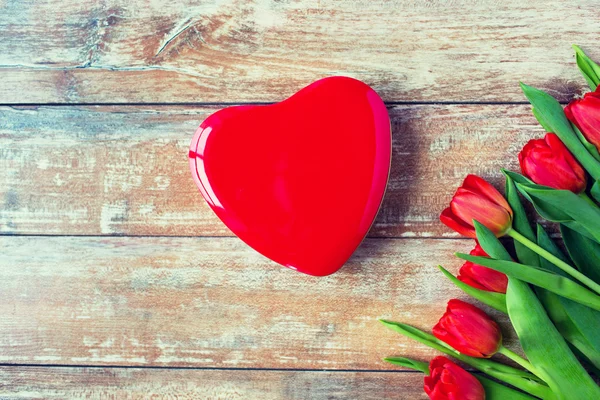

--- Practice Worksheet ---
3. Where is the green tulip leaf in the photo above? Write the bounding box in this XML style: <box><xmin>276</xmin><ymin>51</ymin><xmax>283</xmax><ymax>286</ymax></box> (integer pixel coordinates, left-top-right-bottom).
<box><xmin>384</xmin><ymin>357</ymin><xmax>429</xmax><ymax>373</ymax></box>
<box><xmin>456</xmin><ymin>252</ymin><xmax>600</xmax><ymax>311</ymax></box>
<box><xmin>513</xmin><ymin>179</ymin><xmax>600</xmax><ymax>242</ymax></box>
<box><xmin>532</xmin><ymin>107</ymin><xmax>554</xmax><ymax>132</ymax></box>
<box><xmin>504</xmin><ymin>170</ymin><xmax>596</xmax><ymax>241</ymax></box>
<box><xmin>504</xmin><ymin>173</ymin><xmax>540</xmax><ymax>267</ymax></box>
<box><xmin>503</xmin><ymin>171</ymin><xmax>577</xmax><ymax>227</ymax></box>
<box><xmin>456</xmin><ymin>252</ymin><xmax>600</xmax><ymax>312</ymax></box>
<box><xmin>573</xmin><ymin>124</ymin><xmax>600</xmax><ymax>162</ymax></box>
<box><xmin>561</xmin><ymin>224</ymin><xmax>600</xmax><ymax>285</ymax></box>
<box><xmin>379</xmin><ymin>320</ymin><xmax>550</xmax><ymax>397</ymax></box>
<box><xmin>537</xmin><ymin>225</ymin><xmax>600</xmax><ymax>372</ymax></box>
<box><xmin>520</xmin><ymin>82</ymin><xmax>600</xmax><ymax>180</ymax></box>
<box><xmin>504</xmin><ymin>279</ymin><xmax>600</xmax><ymax>400</ymax></box>
<box><xmin>384</xmin><ymin>356</ymin><xmax>538</xmax><ymax>400</ymax></box>
<box><xmin>591</xmin><ymin>179</ymin><xmax>600</xmax><ymax>203</ymax></box>
<box><xmin>570</xmin><ymin>344</ymin><xmax>600</xmax><ymax>377</ymax></box>
<box><xmin>506</xmin><ymin>174</ymin><xmax>600</xmax><ymax>370</ymax></box>
<box><xmin>438</xmin><ymin>266</ymin><xmax>507</xmax><ymax>313</ymax></box>
<box><xmin>573</xmin><ymin>44</ymin><xmax>600</xmax><ymax>91</ymax></box>
<box><xmin>478</xmin><ymin>376</ymin><xmax>539</xmax><ymax>400</ymax></box>
<box><xmin>474</xmin><ymin>223</ymin><xmax>600</xmax><ymax>400</ymax></box>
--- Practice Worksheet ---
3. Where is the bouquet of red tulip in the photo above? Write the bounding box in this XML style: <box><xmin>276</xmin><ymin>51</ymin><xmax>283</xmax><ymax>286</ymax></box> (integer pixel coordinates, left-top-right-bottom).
<box><xmin>381</xmin><ymin>45</ymin><xmax>600</xmax><ymax>400</ymax></box>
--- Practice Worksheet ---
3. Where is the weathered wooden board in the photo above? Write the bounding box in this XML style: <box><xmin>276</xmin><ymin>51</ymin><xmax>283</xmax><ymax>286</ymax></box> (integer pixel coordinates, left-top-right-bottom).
<box><xmin>0</xmin><ymin>104</ymin><xmax>546</xmax><ymax>237</ymax></box>
<box><xmin>0</xmin><ymin>0</ymin><xmax>598</xmax><ymax>103</ymax></box>
<box><xmin>0</xmin><ymin>367</ymin><xmax>427</xmax><ymax>400</ymax></box>
<box><xmin>0</xmin><ymin>236</ymin><xmax>519</xmax><ymax>369</ymax></box>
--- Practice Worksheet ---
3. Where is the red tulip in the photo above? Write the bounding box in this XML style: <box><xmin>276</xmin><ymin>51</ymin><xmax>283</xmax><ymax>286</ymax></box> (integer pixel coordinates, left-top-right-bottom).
<box><xmin>565</xmin><ymin>90</ymin><xmax>600</xmax><ymax>153</ymax></box>
<box><xmin>458</xmin><ymin>243</ymin><xmax>508</xmax><ymax>294</ymax></box>
<box><xmin>424</xmin><ymin>356</ymin><xmax>485</xmax><ymax>400</ymax></box>
<box><xmin>433</xmin><ymin>299</ymin><xmax>502</xmax><ymax>358</ymax></box>
<box><xmin>440</xmin><ymin>175</ymin><xmax>513</xmax><ymax>239</ymax></box>
<box><xmin>519</xmin><ymin>133</ymin><xmax>587</xmax><ymax>193</ymax></box>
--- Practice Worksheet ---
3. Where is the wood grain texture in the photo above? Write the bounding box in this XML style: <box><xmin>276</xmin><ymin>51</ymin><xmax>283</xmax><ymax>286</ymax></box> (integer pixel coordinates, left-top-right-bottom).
<box><xmin>1</xmin><ymin>0</ymin><xmax>581</xmax><ymax>396</ymax></box>
<box><xmin>0</xmin><ymin>0</ymin><xmax>598</xmax><ymax>103</ymax></box>
<box><xmin>0</xmin><ymin>236</ymin><xmax>520</xmax><ymax>369</ymax></box>
<box><xmin>0</xmin><ymin>104</ymin><xmax>546</xmax><ymax>237</ymax></box>
<box><xmin>0</xmin><ymin>367</ymin><xmax>427</xmax><ymax>400</ymax></box>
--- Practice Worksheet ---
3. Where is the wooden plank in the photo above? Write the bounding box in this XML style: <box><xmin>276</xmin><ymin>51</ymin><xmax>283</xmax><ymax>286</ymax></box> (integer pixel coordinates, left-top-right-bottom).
<box><xmin>0</xmin><ymin>104</ymin><xmax>544</xmax><ymax>237</ymax></box>
<box><xmin>0</xmin><ymin>236</ymin><xmax>519</xmax><ymax>369</ymax></box>
<box><xmin>0</xmin><ymin>0</ymin><xmax>597</xmax><ymax>103</ymax></box>
<box><xmin>0</xmin><ymin>367</ymin><xmax>427</xmax><ymax>399</ymax></box>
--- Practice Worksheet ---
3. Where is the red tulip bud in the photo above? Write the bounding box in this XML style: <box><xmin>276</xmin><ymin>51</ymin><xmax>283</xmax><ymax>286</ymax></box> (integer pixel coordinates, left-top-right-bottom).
<box><xmin>433</xmin><ymin>299</ymin><xmax>502</xmax><ymax>358</ymax></box>
<box><xmin>458</xmin><ymin>243</ymin><xmax>508</xmax><ymax>294</ymax></box>
<box><xmin>565</xmin><ymin>90</ymin><xmax>600</xmax><ymax>153</ymax></box>
<box><xmin>519</xmin><ymin>133</ymin><xmax>587</xmax><ymax>193</ymax></box>
<box><xmin>440</xmin><ymin>175</ymin><xmax>513</xmax><ymax>239</ymax></box>
<box><xmin>424</xmin><ymin>356</ymin><xmax>485</xmax><ymax>400</ymax></box>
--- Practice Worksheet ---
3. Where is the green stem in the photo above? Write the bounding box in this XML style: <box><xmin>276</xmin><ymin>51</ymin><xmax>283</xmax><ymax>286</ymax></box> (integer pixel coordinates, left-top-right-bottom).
<box><xmin>385</xmin><ymin>356</ymin><xmax>539</xmax><ymax>399</ymax></box>
<box><xmin>379</xmin><ymin>320</ymin><xmax>552</xmax><ymax>398</ymax></box>
<box><xmin>508</xmin><ymin>229</ymin><xmax>600</xmax><ymax>295</ymax></box>
<box><xmin>499</xmin><ymin>346</ymin><xmax>539</xmax><ymax>377</ymax></box>
<box><xmin>438</xmin><ymin>265</ymin><xmax>508</xmax><ymax>314</ymax></box>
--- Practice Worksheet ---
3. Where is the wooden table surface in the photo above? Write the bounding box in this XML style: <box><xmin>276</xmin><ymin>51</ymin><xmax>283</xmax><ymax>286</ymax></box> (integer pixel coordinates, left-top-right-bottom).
<box><xmin>1</xmin><ymin>1</ymin><xmax>599</xmax><ymax>398</ymax></box>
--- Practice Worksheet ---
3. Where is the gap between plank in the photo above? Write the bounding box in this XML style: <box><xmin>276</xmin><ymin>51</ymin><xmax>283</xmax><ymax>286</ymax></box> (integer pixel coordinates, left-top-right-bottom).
<box><xmin>1</xmin><ymin>101</ymin><xmax>535</xmax><ymax>107</ymax></box>
<box><xmin>0</xmin><ymin>363</ymin><xmax>423</xmax><ymax>374</ymax></box>
<box><xmin>0</xmin><ymin>233</ymin><xmax>468</xmax><ymax>240</ymax></box>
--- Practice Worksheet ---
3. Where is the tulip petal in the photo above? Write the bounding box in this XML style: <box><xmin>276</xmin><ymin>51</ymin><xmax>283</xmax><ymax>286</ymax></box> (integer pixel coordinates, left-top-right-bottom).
<box><xmin>523</xmin><ymin>142</ymin><xmax>584</xmax><ymax>192</ymax></box>
<box><xmin>521</xmin><ymin>82</ymin><xmax>600</xmax><ymax>181</ymax></box>
<box><xmin>456</xmin><ymin>253</ymin><xmax>600</xmax><ymax>312</ymax></box>
<box><xmin>445</xmin><ymin>302</ymin><xmax>501</xmax><ymax>357</ymax></box>
<box><xmin>424</xmin><ymin>356</ymin><xmax>485</xmax><ymax>400</ymax></box>
<box><xmin>545</xmin><ymin>133</ymin><xmax>587</xmax><ymax>184</ymax></box>
<box><xmin>457</xmin><ymin>273</ymin><xmax>488</xmax><ymax>291</ymax></box>
<box><xmin>440</xmin><ymin>207</ymin><xmax>476</xmax><ymax>238</ymax></box>
<box><xmin>439</xmin><ymin>266</ymin><xmax>508</xmax><ymax>313</ymax></box>
<box><xmin>519</xmin><ymin>133</ymin><xmax>588</xmax><ymax>193</ymax></box>
<box><xmin>441</xmin><ymin>176</ymin><xmax>513</xmax><ymax>238</ymax></box>
<box><xmin>380</xmin><ymin>320</ymin><xmax>552</xmax><ymax>398</ymax></box>
<box><xmin>444</xmin><ymin>362</ymin><xmax>484</xmax><ymax>400</ymax></box>
<box><xmin>458</xmin><ymin>243</ymin><xmax>508</xmax><ymax>293</ymax></box>
<box><xmin>461</xmin><ymin>175</ymin><xmax>512</xmax><ymax>216</ymax></box>
<box><xmin>567</xmin><ymin>94</ymin><xmax>600</xmax><ymax>152</ymax></box>
<box><xmin>474</xmin><ymin>222</ymin><xmax>600</xmax><ymax>399</ymax></box>
<box><xmin>450</xmin><ymin>190</ymin><xmax>512</xmax><ymax>236</ymax></box>
<box><xmin>459</xmin><ymin>263</ymin><xmax>508</xmax><ymax>293</ymax></box>
<box><xmin>433</xmin><ymin>299</ymin><xmax>502</xmax><ymax>358</ymax></box>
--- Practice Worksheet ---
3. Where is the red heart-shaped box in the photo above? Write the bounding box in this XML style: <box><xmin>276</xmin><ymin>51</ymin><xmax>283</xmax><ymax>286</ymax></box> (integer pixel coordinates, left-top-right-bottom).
<box><xmin>189</xmin><ymin>77</ymin><xmax>391</xmax><ymax>276</ymax></box>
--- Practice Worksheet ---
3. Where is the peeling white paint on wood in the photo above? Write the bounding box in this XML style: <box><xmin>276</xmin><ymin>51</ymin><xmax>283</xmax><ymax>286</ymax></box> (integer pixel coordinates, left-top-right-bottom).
<box><xmin>0</xmin><ymin>236</ymin><xmax>516</xmax><ymax>369</ymax></box>
<box><xmin>0</xmin><ymin>367</ymin><xmax>429</xmax><ymax>399</ymax></box>
<box><xmin>0</xmin><ymin>0</ymin><xmax>571</xmax><ymax>393</ymax></box>
<box><xmin>0</xmin><ymin>1</ymin><xmax>598</xmax><ymax>102</ymax></box>
<box><xmin>0</xmin><ymin>104</ymin><xmax>549</xmax><ymax>237</ymax></box>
